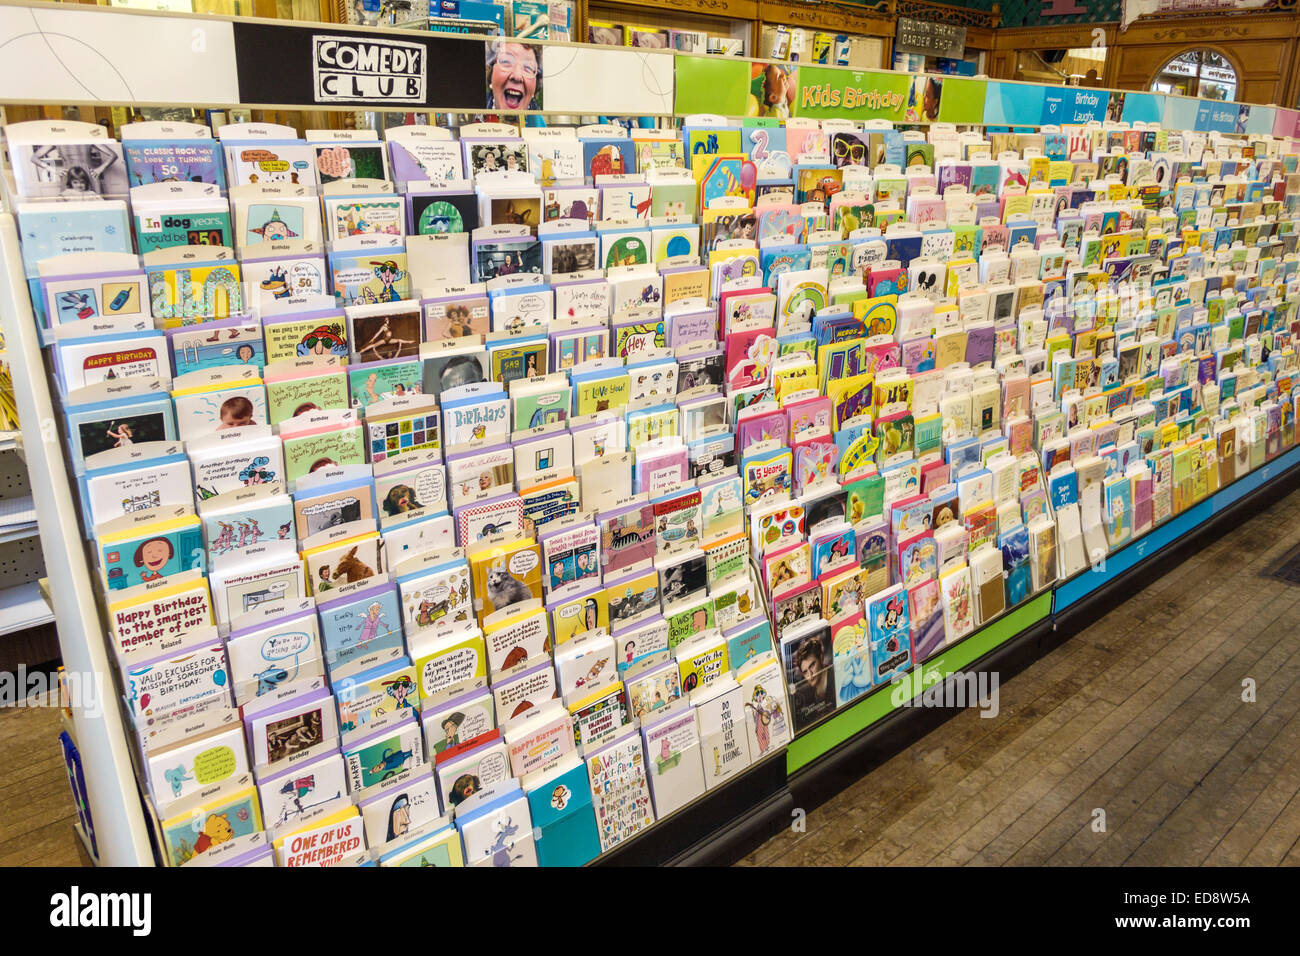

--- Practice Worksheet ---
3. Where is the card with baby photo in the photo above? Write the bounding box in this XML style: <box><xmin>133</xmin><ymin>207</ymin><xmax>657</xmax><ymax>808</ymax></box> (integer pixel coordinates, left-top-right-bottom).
<box><xmin>171</xmin><ymin>381</ymin><xmax>267</xmax><ymax>442</ymax></box>
<box><xmin>346</xmin><ymin>302</ymin><xmax>422</xmax><ymax>362</ymax></box>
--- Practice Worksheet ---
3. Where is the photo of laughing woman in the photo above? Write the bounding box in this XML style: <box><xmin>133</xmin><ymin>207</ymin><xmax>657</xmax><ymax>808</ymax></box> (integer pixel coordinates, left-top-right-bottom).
<box><xmin>485</xmin><ymin>39</ymin><xmax>544</xmax><ymax>125</ymax></box>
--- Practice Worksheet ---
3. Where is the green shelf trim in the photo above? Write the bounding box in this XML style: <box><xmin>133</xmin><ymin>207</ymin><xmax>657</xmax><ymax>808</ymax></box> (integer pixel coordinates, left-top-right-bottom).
<box><xmin>786</xmin><ymin>591</ymin><xmax>1051</xmax><ymax>774</ymax></box>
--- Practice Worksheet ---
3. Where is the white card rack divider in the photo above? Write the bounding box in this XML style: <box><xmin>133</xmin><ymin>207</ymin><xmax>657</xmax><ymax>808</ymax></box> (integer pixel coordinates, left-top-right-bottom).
<box><xmin>0</xmin><ymin>214</ymin><xmax>154</xmax><ymax>866</ymax></box>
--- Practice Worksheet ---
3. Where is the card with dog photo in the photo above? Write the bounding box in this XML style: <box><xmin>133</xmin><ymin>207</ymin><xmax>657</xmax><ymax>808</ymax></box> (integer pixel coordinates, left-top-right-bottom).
<box><xmin>376</xmin><ymin>463</ymin><xmax>447</xmax><ymax>521</ymax></box>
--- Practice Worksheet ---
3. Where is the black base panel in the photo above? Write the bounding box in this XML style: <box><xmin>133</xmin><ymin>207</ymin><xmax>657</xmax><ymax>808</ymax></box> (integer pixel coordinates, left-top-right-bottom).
<box><xmin>591</xmin><ymin>749</ymin><xmax>791</xmax><ymax>867</ymax></box>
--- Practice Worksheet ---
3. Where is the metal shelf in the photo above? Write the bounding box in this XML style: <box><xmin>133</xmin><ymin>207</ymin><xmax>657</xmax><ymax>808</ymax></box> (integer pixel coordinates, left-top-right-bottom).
<box><xmin>0</xmin><ymin>579</ymin><xmax>53</xmax><ymax>635</ymax></box>
<box><xmin>0</xmin><ymin>493</ymin><xmax>36</xmax><ymax>544</ymax></box>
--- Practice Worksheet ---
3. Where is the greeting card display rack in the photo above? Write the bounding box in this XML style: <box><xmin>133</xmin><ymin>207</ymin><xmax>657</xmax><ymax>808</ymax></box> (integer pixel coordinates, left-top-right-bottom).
<box><xmin>3</xmin><ymin>3</ymin><xmax>1300</xmax><ymax>867</ymax></box>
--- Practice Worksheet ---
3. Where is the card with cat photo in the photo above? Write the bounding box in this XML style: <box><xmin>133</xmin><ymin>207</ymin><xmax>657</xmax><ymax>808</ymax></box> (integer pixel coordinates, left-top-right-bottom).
<box><xmin>469</xmin><ymin>537</ymin><xmax>543</xmax><ymax>621</ymax></box>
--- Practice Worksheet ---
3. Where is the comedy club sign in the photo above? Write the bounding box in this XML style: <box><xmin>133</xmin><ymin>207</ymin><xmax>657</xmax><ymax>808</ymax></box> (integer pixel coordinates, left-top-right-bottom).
<box><xmin>312</xmin><ymin>34</ymin><xmax>427</xmax><ymax>104</ymax></box>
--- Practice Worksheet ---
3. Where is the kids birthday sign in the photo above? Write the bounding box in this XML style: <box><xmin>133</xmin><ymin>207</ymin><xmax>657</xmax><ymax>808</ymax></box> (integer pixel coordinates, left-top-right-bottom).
<box><xmin>794</xmin><ymin>68</ymin><xmax>910</xmax><ymax>122</ymax></box>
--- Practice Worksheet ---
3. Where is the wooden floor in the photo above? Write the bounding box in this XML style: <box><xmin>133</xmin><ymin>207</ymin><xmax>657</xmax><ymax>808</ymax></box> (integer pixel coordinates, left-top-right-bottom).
<box><xmin>741</xmin><ymin>486</ymin><xmax>1300</xmax><ymax>867</ymax></box>
<box><xmin>4</xmin><ymin>490</ymin><xmax>1300</xmax><ymax>867</ymax></box>
<box><xmin>0</xmin><ymin>694</ymin><xmax>89</xmax><ymax>866</ymax></box>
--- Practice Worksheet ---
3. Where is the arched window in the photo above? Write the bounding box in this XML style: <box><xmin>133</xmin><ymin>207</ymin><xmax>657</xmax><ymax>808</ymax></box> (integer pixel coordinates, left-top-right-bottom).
<box><xmin>1150</xmin><ymin>49</ymin><xmax>1237</xmax><ymax>101</ymax></box>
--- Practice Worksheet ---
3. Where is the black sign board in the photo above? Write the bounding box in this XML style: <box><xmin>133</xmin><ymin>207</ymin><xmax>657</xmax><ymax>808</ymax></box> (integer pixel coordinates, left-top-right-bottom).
<box><xmin>232</xmin><ymin>21</ymin><xmax>485</xmax><ymax>110</ymax></box>
<box><xmin>894</xmin><ymin>17</ymin><xmax>966</xmax><ymax>60</ymax></box>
